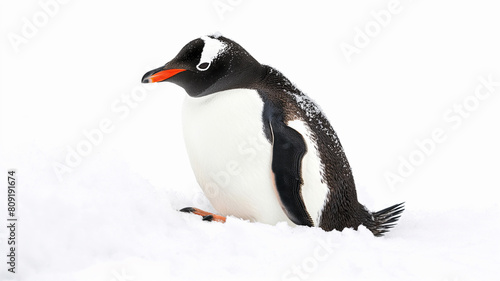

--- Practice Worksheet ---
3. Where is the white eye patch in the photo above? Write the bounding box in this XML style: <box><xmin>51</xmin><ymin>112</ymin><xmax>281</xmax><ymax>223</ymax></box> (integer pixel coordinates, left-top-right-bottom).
<box><xmin>197</xmin><ymin>36</ymin><xmax>227</xmax><ymax>71</ymax></box>
<box><xmin>196</xmin><ymin>62</ymin><xmax>210</xmax><ymax>71</ymax></box>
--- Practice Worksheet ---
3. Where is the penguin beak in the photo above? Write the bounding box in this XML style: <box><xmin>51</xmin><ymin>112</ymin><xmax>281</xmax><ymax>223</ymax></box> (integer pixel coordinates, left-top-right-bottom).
<box><xmin>141</xmin><ymin>66</ymin><xmax>186</xmax><ymax>83</ymax></box>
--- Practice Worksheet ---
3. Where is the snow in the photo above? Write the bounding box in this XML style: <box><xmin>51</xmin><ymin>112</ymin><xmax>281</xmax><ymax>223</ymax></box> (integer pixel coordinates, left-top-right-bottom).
<box><xmin>0</xmin><ymin>151</ymin><xmax>498</xmax><ymax>281</ymax></box>
<box><xmin>1</xmin><ymin>1</ymin><xmax>500</xmax><ymax>281</ymax></box>
<box><xmin>210</xmin><ymin>31</ymin><xmax>223</xmax><ymax>39</ymax></box>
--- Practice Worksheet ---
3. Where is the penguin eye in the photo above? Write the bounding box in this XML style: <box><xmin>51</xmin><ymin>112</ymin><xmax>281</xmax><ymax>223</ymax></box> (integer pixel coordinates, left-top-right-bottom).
<box><xmin>196</xmin><ymin>62</ymin><xmax>210</xmax><ymax>71</ymax></box>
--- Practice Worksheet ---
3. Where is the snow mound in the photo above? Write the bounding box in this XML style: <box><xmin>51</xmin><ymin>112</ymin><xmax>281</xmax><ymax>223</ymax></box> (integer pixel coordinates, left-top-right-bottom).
<box><xmin>0</xmin><ymin>150</ymin><xmax>499</xmax><ymax>281</ymax></box>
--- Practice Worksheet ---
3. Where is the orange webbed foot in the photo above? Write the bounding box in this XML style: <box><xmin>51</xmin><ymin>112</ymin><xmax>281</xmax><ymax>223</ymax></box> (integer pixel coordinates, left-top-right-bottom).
<box><xmin>179</xmin><ymin>207</ymin><xmax>227</xmax><ymax>223</ymax></box>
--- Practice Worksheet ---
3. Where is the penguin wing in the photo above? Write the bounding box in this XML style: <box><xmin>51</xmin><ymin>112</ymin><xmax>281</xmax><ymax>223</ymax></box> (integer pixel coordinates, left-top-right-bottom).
<box><xmin>270</xmin><ymin>120</ymin><xmax>314</xmax><ymax>227</ymax></box>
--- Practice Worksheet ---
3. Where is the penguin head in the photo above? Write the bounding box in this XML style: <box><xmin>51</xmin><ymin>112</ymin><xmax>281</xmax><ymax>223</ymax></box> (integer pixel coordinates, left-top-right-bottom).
<box><xmin>142</xmin><ymin>34</ymin><xmax>262</xmax><ymax>97</ymax></box>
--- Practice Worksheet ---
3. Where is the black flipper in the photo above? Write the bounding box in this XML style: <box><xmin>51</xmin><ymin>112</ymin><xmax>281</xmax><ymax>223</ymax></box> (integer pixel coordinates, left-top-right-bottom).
<box><xmin>270</xmin><ymin>120</ymin><xmax>314</xmax><ymax>227</ymax></box>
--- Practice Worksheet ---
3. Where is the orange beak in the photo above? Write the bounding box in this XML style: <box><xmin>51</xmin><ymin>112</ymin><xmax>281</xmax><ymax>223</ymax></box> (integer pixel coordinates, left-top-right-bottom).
<box><xmin>142</xmin><ymin>68</ymin><xmax>186</xmax><ymax>83</ymax></box>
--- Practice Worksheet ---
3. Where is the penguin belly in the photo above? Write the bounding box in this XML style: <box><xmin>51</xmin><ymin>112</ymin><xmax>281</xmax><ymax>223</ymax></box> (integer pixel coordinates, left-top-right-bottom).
<box><xmin>182</xmin><ymin>89</ymin><xmax>292</xmax><ymax>225</ymax></box>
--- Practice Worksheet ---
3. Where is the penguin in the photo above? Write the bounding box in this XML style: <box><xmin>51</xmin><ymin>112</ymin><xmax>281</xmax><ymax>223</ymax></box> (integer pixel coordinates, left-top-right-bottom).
<box><xmin>142</xmin><ymin>34</ymin><xmax>404</xmax><ymax>236</ymax></box>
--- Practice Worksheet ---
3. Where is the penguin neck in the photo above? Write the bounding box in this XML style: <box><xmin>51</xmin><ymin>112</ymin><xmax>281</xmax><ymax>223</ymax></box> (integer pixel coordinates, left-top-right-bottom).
<box><xmin>259</xmin><ymin>65</ymin><xmax>302</xmax><ymax>95</ymax></box>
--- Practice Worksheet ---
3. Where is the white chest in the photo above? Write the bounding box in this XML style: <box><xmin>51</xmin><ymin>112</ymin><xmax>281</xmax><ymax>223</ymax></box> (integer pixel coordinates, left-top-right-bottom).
<box><xmin>181</xmin><ymin>89</ymin><xmax>291</xmax><ymax>224</ymax></box>
<box><xmin>181</xmin><ymin>89</ymin><xmax>329</xmax><ymax>226</ymax></box>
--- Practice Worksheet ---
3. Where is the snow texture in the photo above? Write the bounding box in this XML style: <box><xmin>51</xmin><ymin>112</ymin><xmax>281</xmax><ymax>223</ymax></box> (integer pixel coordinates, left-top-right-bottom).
<box><xmin>1</xmin><ymin>1</ymin><xmax>500</xmax><ymax>281</ymax></box>
<box><xmin>210</xmin><ymin>31</ymin><xmax>223</xmax><ymax>39</ymax></box>
<box><xmin>0</xmin><ymin>151</ymin><xmax>499</xmax><ymax>281</ymax></box>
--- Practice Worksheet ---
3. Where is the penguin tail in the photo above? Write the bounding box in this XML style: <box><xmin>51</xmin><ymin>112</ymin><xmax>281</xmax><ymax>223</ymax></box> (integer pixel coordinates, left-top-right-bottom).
<box><xmin>363</xmin><ymin>202</ymin><xmax>405</xmax><ymax>237</ymax></box>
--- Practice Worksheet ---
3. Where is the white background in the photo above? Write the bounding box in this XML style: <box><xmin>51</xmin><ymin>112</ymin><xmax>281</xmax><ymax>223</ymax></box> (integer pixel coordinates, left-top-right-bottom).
<box><xmin>1</xmin><ymin>0</ymin><xmax>499</xmax><ymax>280</ymax></box>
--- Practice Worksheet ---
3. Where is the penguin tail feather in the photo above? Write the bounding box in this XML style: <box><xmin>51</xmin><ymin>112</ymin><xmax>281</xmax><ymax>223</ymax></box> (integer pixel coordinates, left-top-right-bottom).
<box><xmin>363</xmin><ymin>202</ymin><xmax>405</xmax><ymax>237</ymax></box>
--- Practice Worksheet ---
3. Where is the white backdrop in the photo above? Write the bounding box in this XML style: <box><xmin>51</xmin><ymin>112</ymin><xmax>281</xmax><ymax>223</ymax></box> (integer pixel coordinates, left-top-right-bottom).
<box><xmin>1</xmin><ymin>1</ymin><xmax>499</xmax><ymax>280</ymax></box>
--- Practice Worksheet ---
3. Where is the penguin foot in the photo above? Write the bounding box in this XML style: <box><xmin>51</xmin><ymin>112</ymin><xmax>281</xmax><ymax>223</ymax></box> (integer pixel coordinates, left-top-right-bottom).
<box><xmin>179</xmin><ymin>207</ymin><xmax>226</xmax><ymax>223</ymax></box>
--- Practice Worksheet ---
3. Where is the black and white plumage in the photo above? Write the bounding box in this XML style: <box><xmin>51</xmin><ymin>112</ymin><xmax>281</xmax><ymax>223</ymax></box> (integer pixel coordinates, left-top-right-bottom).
<box><xmin>142</xmin><ymin>34</ymin><xmax>404</xmax><ymax>236</ymax></box>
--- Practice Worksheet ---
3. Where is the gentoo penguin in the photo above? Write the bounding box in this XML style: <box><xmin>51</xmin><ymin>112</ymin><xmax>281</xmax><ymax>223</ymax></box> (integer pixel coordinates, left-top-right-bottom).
<box><xmin>142</xmin><ymin>34</ymin><xmax>404</xmax><ymax>236</ymax></box>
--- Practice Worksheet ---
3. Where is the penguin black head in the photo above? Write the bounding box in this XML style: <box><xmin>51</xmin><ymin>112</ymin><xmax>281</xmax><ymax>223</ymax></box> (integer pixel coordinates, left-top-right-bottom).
<box><xmin>142</xmin><ymin>34</ymin><xmax>263</xmax><ymax>97</ymax></box>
